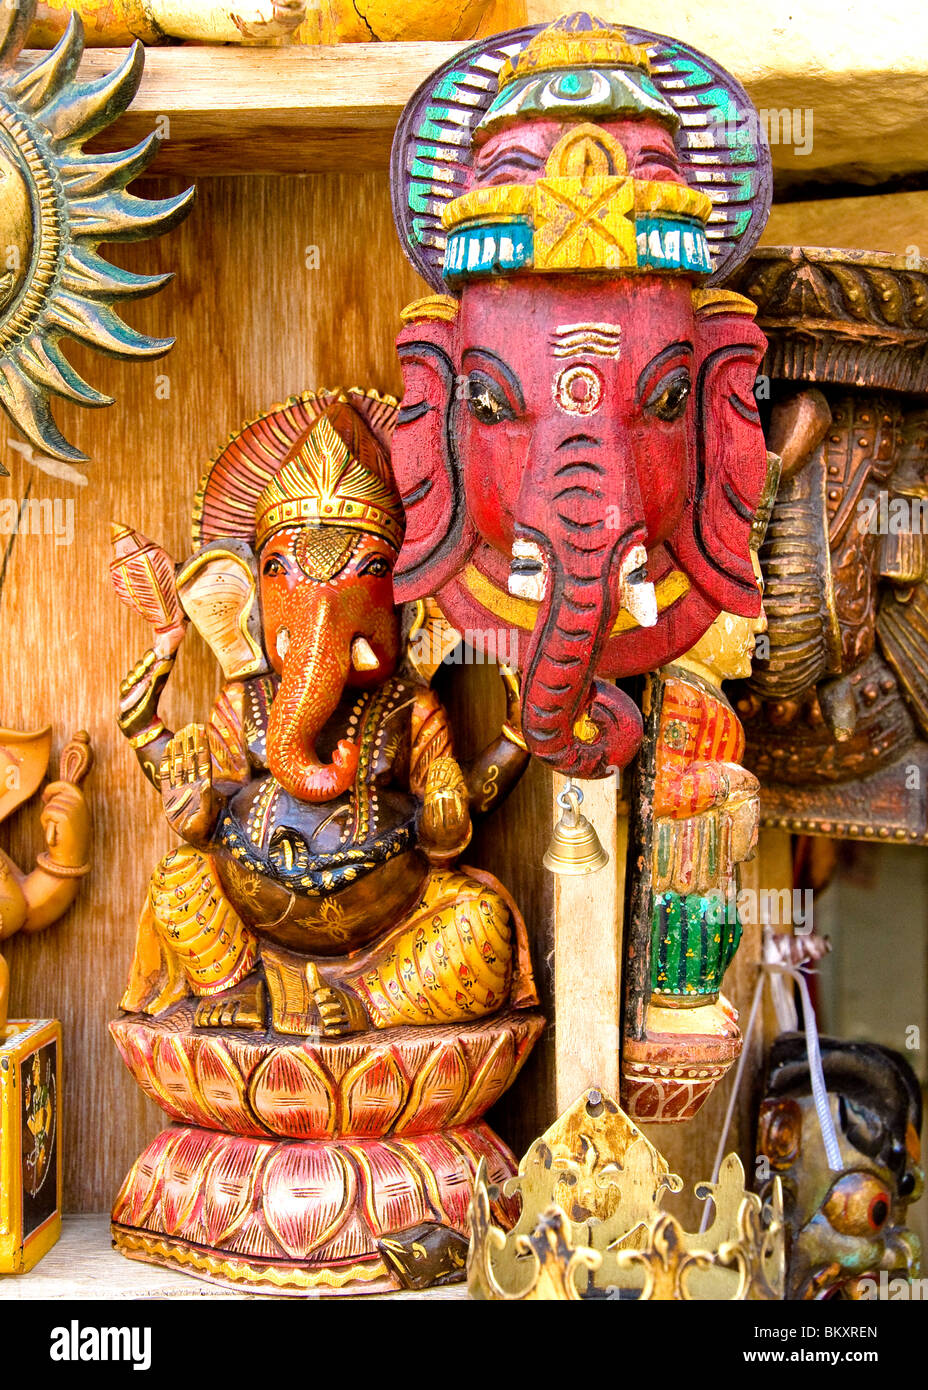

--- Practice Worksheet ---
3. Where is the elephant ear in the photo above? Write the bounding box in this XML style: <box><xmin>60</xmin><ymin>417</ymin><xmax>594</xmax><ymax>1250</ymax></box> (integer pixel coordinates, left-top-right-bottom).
<box><xmin>176</xmin><ymin>539</ymin><xmax>268</xmax><ymax>680</ymax></box>
<box><xmin>0</xmin><ymin>726</ymin><xmax>52</xmax><ymax>824</ymax></box>
<box><xmin>670</xmin><ymin>291</ymin><xmax>769</xmax><ymax>617</ymax></box>
<box><xmin>393</xmin><ymin>302</ymin><xmax>477</xmax><ymax>603</ymax></box>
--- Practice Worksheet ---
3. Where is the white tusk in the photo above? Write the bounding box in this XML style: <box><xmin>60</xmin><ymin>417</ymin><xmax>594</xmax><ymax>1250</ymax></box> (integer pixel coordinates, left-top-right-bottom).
<box><xmin>351</xmin><ymin>636</ymin><xmax>379</xmax><ymax>671</ymax></box>
<box><xmin>618</xmin><ymin>544</ymin><xmax>657</xmax><ymax>629</ymax></box>
<box><xmin>509</xmin><ymin>539</ymin><xmax>548</xmax><ymax>602</ymax></box>
<box><xmin>276</xmin><ymin>627</ymin><xmax>291</xmax><ymax>660</ymax></box>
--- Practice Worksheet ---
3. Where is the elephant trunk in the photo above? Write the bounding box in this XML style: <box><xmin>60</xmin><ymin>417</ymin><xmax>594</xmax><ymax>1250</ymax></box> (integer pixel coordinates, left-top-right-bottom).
<box><xmin>748</xmin><ymin>461</ymin><xmax>832</xmax><ymax>700</ymax></box>
<box><xmin>266</xmin><ymin>591</ymin><xmax>359</xmax><ymax>802</ymax></box>
<box><xmin>518</xmin><ymin>536</ymin><xmax>645</xmax><ymax>778</ymax></box>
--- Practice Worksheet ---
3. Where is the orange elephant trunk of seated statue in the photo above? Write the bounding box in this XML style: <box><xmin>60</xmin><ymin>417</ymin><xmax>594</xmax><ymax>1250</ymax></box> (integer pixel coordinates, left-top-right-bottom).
<box><xmin>265</xmin><ymin>590</ymin><xmax>360</xmax><ymax>802</ymax></box>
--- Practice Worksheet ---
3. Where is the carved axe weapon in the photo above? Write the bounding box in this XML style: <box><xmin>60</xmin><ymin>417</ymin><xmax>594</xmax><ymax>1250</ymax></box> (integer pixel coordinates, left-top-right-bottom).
<box><xmin>57</xmin><ymin>731</ymin><xmax>93</xmax><ymax>788</ymax></box>
<box><xmin>109</xmin><ymin>522</ymin><xmax>186</xmax><ymax>650</ymax></box>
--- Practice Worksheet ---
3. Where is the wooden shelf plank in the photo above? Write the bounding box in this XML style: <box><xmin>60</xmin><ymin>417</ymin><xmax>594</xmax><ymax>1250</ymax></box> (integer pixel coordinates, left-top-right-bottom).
<box><xmin>17</xmin><ymin>43</ymin><xmax>468</xmax><ymax>176</ymax></box>
<box><xmin>0</xmin><ymin>1215</ymin><xmax>470</xmax><ymax>1300</ymax></box>
<box><xmin>14</xmin><ymin>35</ymin><xmax>923</xmax><ymax>188</ymax></box>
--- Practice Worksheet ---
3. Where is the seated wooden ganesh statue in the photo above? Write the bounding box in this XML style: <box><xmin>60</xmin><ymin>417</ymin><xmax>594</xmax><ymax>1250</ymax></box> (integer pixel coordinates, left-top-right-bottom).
<box><xmin>107</xmin><ymin>391</ymin><xmax>543</xmax><ymax>1295</ymax></box>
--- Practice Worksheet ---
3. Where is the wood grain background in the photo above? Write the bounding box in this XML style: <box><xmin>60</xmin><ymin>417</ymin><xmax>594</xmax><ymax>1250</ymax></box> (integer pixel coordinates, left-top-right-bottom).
<box><xmin>1</xmin><ymin>171</ymin><xmax>766</xmax><ymax>1215</ymax></box>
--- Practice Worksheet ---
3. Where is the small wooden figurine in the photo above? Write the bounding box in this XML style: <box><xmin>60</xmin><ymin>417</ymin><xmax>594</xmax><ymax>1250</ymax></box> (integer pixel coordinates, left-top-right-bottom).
<box><xmin>757</xmin><ymin>1034</ymin><xmax>924</xmax><ymax>1300</ymax></box>
<box><xmin>623</xmin><ymin>472</ymin><xmax>777</xmax><ymax>1122</ymax></box>
<box><xmin>0</xmin><ymin>728</ymin><xmax>92</xmax><ymax>1274</ymax></box>
<box><xmin>389</xmin><ymin>12</ymin><xmax>774</xmax><ymax>777</ymax></box>
<box><xmin>0</xmin><ymin>0</ymin><xmax>193</xmax><ymax>463</ymax></box>
<box><xmin>28</xmin><ymin>2</ymin><xmax>525</xmax><ymax>46</ymax></box>
<box><xmin>108</xmin><ymin>390</ymin><xmax>543</xmax><ymax>1295</ymax></box>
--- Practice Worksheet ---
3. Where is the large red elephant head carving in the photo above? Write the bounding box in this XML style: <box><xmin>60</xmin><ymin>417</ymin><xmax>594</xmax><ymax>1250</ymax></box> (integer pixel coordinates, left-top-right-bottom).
<box><xmin>390</xmin><ymin>13</ymin><xmax>774</xmax><ymax>777</ymax></box>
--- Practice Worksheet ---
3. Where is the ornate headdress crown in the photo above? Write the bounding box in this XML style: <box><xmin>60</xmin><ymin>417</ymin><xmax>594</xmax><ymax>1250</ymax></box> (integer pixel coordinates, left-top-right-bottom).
<box><xmin>391</xmin><ymin>12</ymin><xmax>772</xmax><ymax>295</ymax></box>
<box><xmin>254</xmin><ymin>404</ymin><xmax>404</xmax><ymax>551</ymax></box>
<box><xmin>443</xmin><ymin>123</ymin><xmax>713</xmax><ymax>283</ymax></box>
<box><xmin>441</xmin><ymin>13</ymin><xmax>714</xmax><ymax>284</ymax></box>
<box><xmin>483</xmin><ymin>12</ymin><xmax>669</xmax><ymax>138</ymax></box>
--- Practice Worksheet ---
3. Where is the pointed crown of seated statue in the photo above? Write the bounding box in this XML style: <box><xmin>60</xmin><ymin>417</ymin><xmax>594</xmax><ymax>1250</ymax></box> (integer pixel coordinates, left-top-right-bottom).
<box><xmin>441</xmin><ymin>12</ymin><xmax>716</xmax><ymax>283</ymax></box>
<box><xmin>254</xmin><ymin>404</ymin><xmax>405</xmax><ymax>552</ymax></box>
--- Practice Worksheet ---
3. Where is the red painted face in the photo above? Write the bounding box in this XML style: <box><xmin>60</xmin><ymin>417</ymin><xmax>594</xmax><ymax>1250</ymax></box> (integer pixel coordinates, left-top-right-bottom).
<box><xmin>260</xmin><ymin>526</ymin><xmax>402</xmax><ymax>803</ymax></box>
<box><xmin>391</xmin><ymin>112</ymin><xmax>769</xmax><ymax>778</ymax></box>
<box><xmin>455</xmin><ymin>273</ymin><xmax>694</xmax><ymax>561</ymax></box>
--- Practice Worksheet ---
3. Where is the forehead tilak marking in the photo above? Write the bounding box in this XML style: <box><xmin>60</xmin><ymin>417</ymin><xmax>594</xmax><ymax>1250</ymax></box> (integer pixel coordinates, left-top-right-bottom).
<box><xmin>295</xmin><ymin>527</ymin><xmax>359</xmax><ymax>581</ymax></box>
<box><xmin>550</xmin><ymin>322</ymin><xmax>622</xmax><ymax>359</ymax></box>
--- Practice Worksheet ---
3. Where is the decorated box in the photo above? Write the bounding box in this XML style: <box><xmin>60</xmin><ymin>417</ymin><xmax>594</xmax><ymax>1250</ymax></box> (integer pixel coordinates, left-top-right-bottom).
<box><xmin>0</xmin><ymin>1019</ymin><xmax>62</xmax><ymax>1274</ymax></box>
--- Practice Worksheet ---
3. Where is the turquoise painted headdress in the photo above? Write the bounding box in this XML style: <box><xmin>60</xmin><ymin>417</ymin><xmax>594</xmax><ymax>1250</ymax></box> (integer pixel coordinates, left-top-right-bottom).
<box><xmin>391</xmin><ymin>11</ymin><xmax>772</xmax><ymax>294</ymax></box>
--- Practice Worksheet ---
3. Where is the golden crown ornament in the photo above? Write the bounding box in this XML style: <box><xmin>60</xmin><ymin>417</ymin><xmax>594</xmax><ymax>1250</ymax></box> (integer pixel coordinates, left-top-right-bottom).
<box><xmin>254</xmin><ymin>412</ymin><xmax>404</xmax><ymax>551</ymax></box>
<box><xmin>467</xmin><ymin>1089</ymin><xmax>785</xmax><ymax>1300</ymax></box>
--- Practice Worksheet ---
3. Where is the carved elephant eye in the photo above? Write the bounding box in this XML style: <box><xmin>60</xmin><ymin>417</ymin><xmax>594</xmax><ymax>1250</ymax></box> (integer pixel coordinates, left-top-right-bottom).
<box><xmin>466</xmin><ymin>371</ymin><xmax>515</xmax><ymax>426</ymax></box>
<box><xmin>359</xmin><ymin>555</ymin><xmax>390</xmax><ymax>577</ymax></box>
<box><xmin>644</xmin><ymin>366</ymin><xmax>692</xmax><ymax>422</ymax></box>
<box><xmin>263</xmin><ymin>556</ymin><xmax>286</xmax><ymax>577</ymax></box>
<box><xmin>823</xmin><ymin>1172</ymin><xmax>892</xmax><ymax>1237</ymax></box>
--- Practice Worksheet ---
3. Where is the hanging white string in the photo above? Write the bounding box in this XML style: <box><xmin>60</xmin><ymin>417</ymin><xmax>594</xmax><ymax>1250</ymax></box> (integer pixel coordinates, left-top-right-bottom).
<box><xmin>699</xmin><ymin>934</ymin><xmax>842</xmax><ymax>1233</ymax></box>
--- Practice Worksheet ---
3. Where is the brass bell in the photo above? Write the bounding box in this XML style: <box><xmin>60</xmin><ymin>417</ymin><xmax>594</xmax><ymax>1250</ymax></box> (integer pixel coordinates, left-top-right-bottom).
<box><xmin>543</xmin><ymin>784</ymin><xmax>609</xmax><ymax>875</ymax></box>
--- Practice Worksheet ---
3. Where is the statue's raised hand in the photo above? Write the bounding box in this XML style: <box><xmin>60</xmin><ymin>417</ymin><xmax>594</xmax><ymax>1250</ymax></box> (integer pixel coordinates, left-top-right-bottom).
<box><xmin>40</xmin><ymin>782</ymin><xmax>91</xmax><ymax>871</ymax></box>
<box><xmin>159</xmin><ymin>725</ymin><xmax>220</xmax><ymax>846</ymax></box>
<box><xmin>419</xmin><ymin>756</ymin><xmax>472</xmax><ymax>862</ymax></box>
<box><xmin>117</xmin><ymin>649</ymin><xmax>176</xmax><ymax>741</ymax></box>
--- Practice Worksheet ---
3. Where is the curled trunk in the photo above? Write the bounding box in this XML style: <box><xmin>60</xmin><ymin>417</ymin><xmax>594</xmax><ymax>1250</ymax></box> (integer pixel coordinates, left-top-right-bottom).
<box><xmin>519</xmin><ymin>552</ymin><xmax>643</xmax><ymax>777</ymax></box>
<box><xmin>266</xmin><ymin>592</ymin><xmax>358</xmax><ymax>802</ymax></box>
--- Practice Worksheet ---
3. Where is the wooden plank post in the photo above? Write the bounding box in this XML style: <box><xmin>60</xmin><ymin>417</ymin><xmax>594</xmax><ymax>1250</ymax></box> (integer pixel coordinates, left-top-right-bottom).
<box><xmin>552</xmin><ymin>772</ymin><xmax>625</xmax><ymax>1110</ymax></box>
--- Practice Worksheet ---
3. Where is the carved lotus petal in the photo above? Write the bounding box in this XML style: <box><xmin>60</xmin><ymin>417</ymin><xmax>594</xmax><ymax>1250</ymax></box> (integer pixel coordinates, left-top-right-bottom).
<box><xmin>201</xmin><ymin>1135</ymin><xmax>267</xmax><ymax>1248</ymax></box>
<box><xmin>112</xmin><ymin>1126</ymin><xmax>182</xmax><ymax>1229</ymax></box>
<box><xmin>192</xmin><ymin>1039</ymin><xmax>257</xmax><ymax>1136</ymax></box>
<box><xmin>394</xmin><ymin>1131</ymin><xmax>474</xmax><ymax>1230</ymax></box>
<box><xmin>151</xmin><ymin>1034</ymin><xmax>216</xmax><ymax>1129</ymax></box>
<box><xmin>110</xmin><ymin>1020</ymin><xmax>164</xmax><ymax>1111</ymax></box>
<box><xmin>454</xmin><ymin>1031</ymin><xmax>516</xmax><ymax>1124</ymax></box>
<box><xmin>340</xmin><ymin>1048</ymin><xmax>407</xmax><ymax>1136</ymax></box>
<box><xmin>249</xmin><ymin>1047</ymin><xmax>335</xmax><ymax>1138</ymax></box>
<box><xmin>452</xmin><ymin>1125</ymin><xmax>521</xmax><ymax>1225</ymax></box>
<box><xmin>159</xmin><ymin>1127</ymin><xmax>218</xmax><ymax>1237</ymax></box>
<box><xmin>262</xmin><ymin>1143</ymin><xmax>355</xmax><ymax>1259</ymax></box>
<box><xmin>351</xmin><ymin>1139</ymin><xmax>432</xmax><ymax>1235</ymax></box>
<box><xmin>394</xmin><ymin>1041</ymin><xmax>469</xmax><ymax>1134</ymax></box>
<box><xmin>226</xmin><ymin>1212</ymin><xmax>283</xmax><ymax>1259</ymax></box>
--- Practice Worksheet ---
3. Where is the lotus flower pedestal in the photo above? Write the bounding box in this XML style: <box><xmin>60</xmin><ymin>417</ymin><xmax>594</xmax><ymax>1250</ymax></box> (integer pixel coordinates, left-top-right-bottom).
<box><xmin>110</xmin><ymin>1007</ymin><xmax>543</xmax><ymax>1295</ymax></box>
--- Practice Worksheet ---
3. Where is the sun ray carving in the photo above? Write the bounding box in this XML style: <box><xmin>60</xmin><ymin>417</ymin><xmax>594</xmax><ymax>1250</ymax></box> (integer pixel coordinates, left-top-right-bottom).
<box><xmin>0</xmin><ymin>1</ymin><xmax>194</xmax><ymax>461</ymax></box>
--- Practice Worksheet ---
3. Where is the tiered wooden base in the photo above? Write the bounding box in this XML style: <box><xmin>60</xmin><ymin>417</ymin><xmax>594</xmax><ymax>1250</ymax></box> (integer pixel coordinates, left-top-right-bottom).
<box><xmin>111</xmin><ymin>1006</ymin><xmax>543</xmax><ymax>1295</ymax></box>
<box><xmin>622</xmin><ymin>1032</ymin><xmax>741</xmax><ymax>1124</ymax></box>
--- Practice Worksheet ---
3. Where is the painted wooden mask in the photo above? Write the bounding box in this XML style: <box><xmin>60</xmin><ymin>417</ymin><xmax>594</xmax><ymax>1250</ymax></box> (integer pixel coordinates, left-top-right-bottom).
<box><xmin>757</xmin><ymin>1034</ymin><xmax>924</xmax><ymax>1300</ymax></box>
<box><xmin>390</xmin><ymin>12</ymin><xmax>774</xmax><ymax>777</ymax></box>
